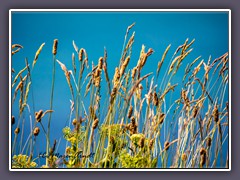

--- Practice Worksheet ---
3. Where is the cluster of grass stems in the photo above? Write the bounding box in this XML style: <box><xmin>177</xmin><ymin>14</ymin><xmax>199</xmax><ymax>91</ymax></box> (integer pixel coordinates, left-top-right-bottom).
<box><xmin>11</xmin><ymin>23</ymin><xmax>229</xmax><ymax>169</ymax></box>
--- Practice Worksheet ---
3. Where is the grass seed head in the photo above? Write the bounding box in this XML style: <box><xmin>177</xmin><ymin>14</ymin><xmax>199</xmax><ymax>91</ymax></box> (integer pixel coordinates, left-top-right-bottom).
<box><xmin>35</xmin><ymin>110</ymin><xmax>44</xmax><ymax>122</ymax></box>
<box><xmin>120</xmin><ymin>56</ymin><xmax>130</xmax><ymax>76</ymax></box>
<box><xmin>92</xmin><ymin>118</ymin><xmax>99</xmax><ymax>130</ymax></box>
<box><xmin>138</xmin><ymin>136</ymin><xmax>145</xmax><ymax>148</ymax></box>
<box><xmin>131</xmin><ymin>67</ymin><xmax>137</xmax><ymax>80</ymax></box>
<box><xmin>15</xmin><ymin>127</ymin><xmax>20</xmax><ymax>134</ymax></box>
<box><xmin>94</xmin><ymin>68</ymin><xmax>101</xmax><ymax>78</ymax></box>
<box><xmin>127</xmin><ymin>105</ymin><xmax>133</xmax><ymax>119</ymax></box>
<box><xmin>16</xmin><ymin>81</ymin><xmax>23</xmax><ymax>91</ymax></box>
<box><xmin>149</xmin><ymin>139</ymin><xmax>154</xmax><ymax>150</ymax></box>
<box><xmin>200</xmin><ymin>149</ymin><xmax>207</xmax><ymax>168</ymax></box>
<box><xmin>52</xmin><ymin>39</ymin><xmax>58</xmax><ymax>55</ymax></box>
<box><xmin>72</xmin><ymin>118</ymin><xmax>77</xmax><ymax>126</ymax></box>
<box><xmin>113</xmin><ymin>67</ymin><xmax>120</xmax><ymax>86</ymax></box>
<box><xmin>212</xmin><ymin>105</ymin><xmax>219</xmax><ymax>123</ymax></box>
<box><xmin>128</xmin><ymin>118</ymin><xmax>138</xmax><ymax>135</ymax></box>
<box><xmin>78</xmin><ymin>48</ymin><xmax>84</xmax><ymax>61</ymax></box>
<box><xmin>98</xmin><ymin>57</ymin><xmax>103</xmax><ymax>70</ymax></box>
<box><xmin>158</xmin><ymin>113</ymin><xmax>165</xmax><ymax>124</ymax></box>
<box><xmin>131</xmin><ymin>116</ymin><xmax>136</xmax><ymax>125</ymax></box>
<box><xmin>110</xmin><ymin>85</ymin><xmax>118</xmax><ymax>103</ymax></box>
<box><xmin>164</xmin><ymin>141</ymin><xmax>170</xmax><ymax>151</ymax></box>
<box><xmin>192</xmin><ymin>106</ymin><xmax>199</xmax><ymax>118</ymax></box>
<box><xmin>153</xmin><ymin>91</ymin><xmax>159</xmax><ymax>106</ymax></box>
<box><xmin>33</xmin><ymin>127</ymin><xmax>40</xmax><ymax>136</ymax></box>
<box><xmin>181</xmin><ymin>153</ymin><xmax>187</xmax><ymax>161</ymax></box>
<box><xmin>93</xmin><ymin>66</ymin><xmax>102</xmax><ymax>87</ymax></box>
<box><xmin>206</xmin><ymin>137</ymin><xmax>212</xmax><ymax>147</ymax></box>
<box><xmin>200</xmin><ymin>148</ymin><xmax>206</xmax><ymax>155</ymax></box>
<box><xmin>12</xmin><ymin>116</ymin><xmax>15</xmax><ymax>125</ymax></box>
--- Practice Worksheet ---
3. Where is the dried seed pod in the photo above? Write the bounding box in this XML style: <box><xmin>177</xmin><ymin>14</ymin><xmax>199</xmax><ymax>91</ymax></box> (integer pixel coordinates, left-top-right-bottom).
<box><xmin>110</xmin><ymin>85</ymin><xmax>118</xmax><ymax>103</ymax></box>
<box><xmin>128</xmin><ymin>123</ymin><xmax>137</xmax><ymax>135</ymax></box>
<box><xmin>199</xmin><ymin>148</ymin><xmax>207</xmax><ymax>168</ymax></box>
<box><xmin>212</xmin><ymin>105</ymin><xmax>219</xmax><ymax>123</ymax></box>
<box><xmin>35</xmin><ymin>110</ymin><xmax>43</xmax><ymax>122</ymax></box>
<box><xmin>113</xmin><ymin>67</ymin><xmax>120</xmax><ymax>87</ymax></box>
<box><xmin>131</xmin><ymin>67</ymin><xmax>137</xmax><ymax>79</ymax></box>
<box><xmin>33</xmin><ymin>127</ymin><xmax>40</xmax><ymax>136</ymax></box>
<box><xmin>200</xmin><ymin>148</ymin><xmax>206</xmax><ymax>156</ymax></box>
<box><xmin>92</xmin><ymin>118</ymin><xmax>99</xmax><ymax>130</ymax></box>
<box><xmin>94</xmin><ymin>68</ymin><xmax>101</xmax><ymax>79</ymax></box>
<box><xmin>52</xmin><ymin>39</ymin><xmax>58</xmax><ymax>55</ymax></box>
<box><xmin>153</xmin><ymin>91</ymin><xmax>158</xmax><ymax>106</ymax></box>
<box><xmin>111</xmin><ymin>86</ymin><xmax>117</xmax><ymax>96</ymax></box>
<box><xmin>138</xmin><ymin>136</ymin><xmax>145</xmax><ymax>148</ymax></box>
<box><xmin>98</xmin><ymin>57</ymin><xmax>103</xmax><ymax>70</ymax></box>
<box><xmin>181</xmin><ymin>89</ymin><xmax>189</xmax><ymax>104</ymax></box>
<box><xmin>93</xmin><ymin>76</ymin><xmax>101</xmax><ymax>87</ymax></box>
<box><xmin>149</xmin><ymin>139</ymin><xmax>154</xmax><ymax>150</ymax></box>
<box><xmin>126</xmin><ymin>116</ymin><xmax>138</xmax><ymax>135</ymax></box>
<box><xmin>164</xmin><ymin>141</ymin><xmax>170</xmax><ymax>151</ymax></box>
<box><xmin>110</xmin><ymin>136</ymin><xmax>115</xmax><ymax>144</ymax></box>
<box><xmin>146</xmin><ymin>92</ymin><xmax>153</xmax><ymax>105</ymax></box>
<box><xmin>14</xmin><ymin>127</ymin><xmax>20</xmax><ymax>134</ymax></box>
<box><xmin>206</xmin><ymin>137</ymin><xmax>212</xmax><ymax>147</ymax></box>
<box><xmin>120</xmin><ymin>56</ymin><xmax>130</xmax><ymax>76</ymax></box>
<box><xmin>78</xmin><ymin>48</ymin><xmax>84</xmax><ymax>61</ymax></box>
<box><xmin>200</xmin><ymin>155</ymin><xmax>206</xmax><ymax>168</ymax></box>
<box><xmin>158</xmin><ymin>113</ymin><xmax>165</xmax><ymax>124</ymax></box>
<box><xmin>72</xmin><ymin>118</ymin><xmax>77</xmax><ymax>126</ymax></box>
<box><xmin>181</xmin><ymin>153</ymin><xmax>187</xmax><ymax>161</ymax></box>
<box><xmin>192</xmin><ymin>106</ymin><xmax>198</xmax><ymax>118</ymax></box>
<box><xmin>12</xmin><ymin>116</ymin><xmax>15</xmax><ymax>125</ymax></box>
<box><xmin>131</xmin><ymin>116</ymin><xmax>136</xmax><ymax>125</ymax></box>
<box><xmin>127</xmin><ymin>105</ymin><xmax>133</xmax><ymax>119</ymax></box>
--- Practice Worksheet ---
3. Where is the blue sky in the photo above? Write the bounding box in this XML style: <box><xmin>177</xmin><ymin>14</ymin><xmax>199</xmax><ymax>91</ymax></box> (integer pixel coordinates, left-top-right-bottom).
<box><xmin>11</xmin><ymin>11</ymin><xmax>229</xmax><ymax>168</ymax></box>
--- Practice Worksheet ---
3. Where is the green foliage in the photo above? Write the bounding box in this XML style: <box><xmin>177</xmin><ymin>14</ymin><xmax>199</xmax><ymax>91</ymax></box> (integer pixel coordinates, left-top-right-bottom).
<box><xmin>12</xmin><ymin>154</ymin><xmax>37</xmax><ymax>168</ymax></box>
<box><xmin>120</xmin><ymin>149</ymin><xmax>155</xmax><ymax>168</ymax></box>
<box><xmin>130</xmin><ymin>133</ymin><xmax>145</xmax><ymax>145</ymax></box>
<box><xmin>62</xmin><ymin>126</ymin><xmax>85</xmax><ymax>145</ymax></box>
<box><xmin>100</xmin><ymin>124</ymin><xmax>123</xmax><ymax>136</ymax></box>
<box><xmin>119</xmin><ymin>134</ymin><xmax>157</xmax><ymax>168</ymax></box>
<box><xmin>62</xmin><ymin>126</ymin><xmax>85</xmax><ymax>168</ymax></box>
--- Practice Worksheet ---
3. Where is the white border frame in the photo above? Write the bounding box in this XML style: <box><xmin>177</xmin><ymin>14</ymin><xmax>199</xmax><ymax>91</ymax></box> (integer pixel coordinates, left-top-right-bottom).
<box><xmin>9</xmin><ymin>9</ymin><xmax>231</xmax><ymax>171</ymax></box>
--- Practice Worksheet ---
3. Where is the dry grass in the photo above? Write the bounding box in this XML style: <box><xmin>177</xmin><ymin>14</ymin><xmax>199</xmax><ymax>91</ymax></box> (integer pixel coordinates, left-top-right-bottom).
<box><xmin>11</xmin><ymin>23</ymin><xmax>229</xmax><ymax>169</ymax></box>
